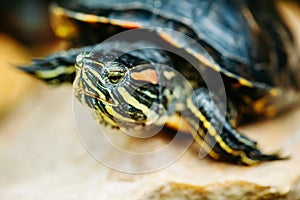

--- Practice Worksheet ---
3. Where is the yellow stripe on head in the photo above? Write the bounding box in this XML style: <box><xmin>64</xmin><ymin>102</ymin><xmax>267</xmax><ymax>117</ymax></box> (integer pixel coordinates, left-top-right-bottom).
<box><xmin>117</xmin><ymin>87</ymin><xmax>150</xmax><ymax>115</ymax></box>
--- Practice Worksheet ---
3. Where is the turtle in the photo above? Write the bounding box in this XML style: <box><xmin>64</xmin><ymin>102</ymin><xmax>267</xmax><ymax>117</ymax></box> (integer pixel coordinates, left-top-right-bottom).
<box><xmin>20</xmin><ymin>0</ymin><xmax>300</xmax><ymax>165</ymax></box>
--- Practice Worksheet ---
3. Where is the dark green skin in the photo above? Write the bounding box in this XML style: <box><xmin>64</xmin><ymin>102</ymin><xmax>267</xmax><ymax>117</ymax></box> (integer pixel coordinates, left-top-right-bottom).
<box><xmin>72</xmin><ymin>41</ymin><xmax>282</xmax><ymax>164</ymax></box>
<box><xmin>20</xmin><ymin>0</ymin><xmax>300</xmax><ymax>164</ymax></box>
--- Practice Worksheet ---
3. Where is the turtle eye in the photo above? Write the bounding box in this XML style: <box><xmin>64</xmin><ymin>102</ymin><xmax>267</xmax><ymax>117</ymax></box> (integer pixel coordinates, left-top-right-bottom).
<box><xmin>107</xmin><ymin>71</ymin><xmax>124</xmax><ymax>84</ymax></box>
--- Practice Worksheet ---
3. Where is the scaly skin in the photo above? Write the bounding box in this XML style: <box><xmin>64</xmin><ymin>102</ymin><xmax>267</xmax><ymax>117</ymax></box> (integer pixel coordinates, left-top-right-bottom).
<box><xmin>20</xmin><ymin>41</ymin><xmax>285</xmax><ymax>165</ymax></box>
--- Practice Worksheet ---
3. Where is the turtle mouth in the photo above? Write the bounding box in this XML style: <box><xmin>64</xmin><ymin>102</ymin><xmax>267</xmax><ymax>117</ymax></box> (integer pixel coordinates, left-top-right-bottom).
<box><xmin>73</xmin><ymin>73</ymin><xmax>117</xmax><ymax>106</ymax></box>
<box><xmin>74</xmin><ymin>87</ymin><xmax>117</xmax><ymax>106</ymax></box>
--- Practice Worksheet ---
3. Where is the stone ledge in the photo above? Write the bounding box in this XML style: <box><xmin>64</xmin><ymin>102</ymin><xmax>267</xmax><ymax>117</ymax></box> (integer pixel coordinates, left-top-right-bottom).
<box><xmin>0</xmin><ymin>86</ymin><xmax>299</xmax><ymax>199</ymax></box>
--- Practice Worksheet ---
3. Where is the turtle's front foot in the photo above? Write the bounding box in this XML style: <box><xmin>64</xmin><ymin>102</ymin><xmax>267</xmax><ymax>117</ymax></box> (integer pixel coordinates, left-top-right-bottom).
<box><xmin>210</xmin><ymin>122</ymin><xmax>286</xmax><ymax>165</ymax></box>
<box><xmin>185</xmin><ymin>88</ymin><xmax>287</xmax><ymax>165</ymax></box>
<box><xmin>18</xmin><ymin>46</ymin><xmax>95</xmax><ymax>84</ymax></box>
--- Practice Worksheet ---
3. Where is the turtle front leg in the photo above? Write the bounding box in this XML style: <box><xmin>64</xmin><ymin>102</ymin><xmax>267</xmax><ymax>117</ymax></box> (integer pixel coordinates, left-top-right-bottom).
<box><xmin>184</xmin><ymin>88</ymin><xmax>285</xmax><ymax>165</ymax></box>
<box><xmin>18</xmin><ymin>46</ymin><xmax>95</xmax><ymax>84</ymax></box>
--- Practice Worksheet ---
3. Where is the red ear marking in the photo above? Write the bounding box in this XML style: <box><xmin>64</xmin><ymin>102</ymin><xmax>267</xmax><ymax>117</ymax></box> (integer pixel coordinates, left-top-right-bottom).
<box><xmin>131</xmin><ymin>69</ymin><xmax>158</xmax><ymax>84</ymax></box>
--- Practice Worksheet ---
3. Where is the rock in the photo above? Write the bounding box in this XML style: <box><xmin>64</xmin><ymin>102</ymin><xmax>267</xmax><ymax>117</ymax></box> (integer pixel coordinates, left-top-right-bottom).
<box><xmin>0</xmin><ymin>83</ymin><xmax>300</xmax><ymax>200</ymax></box>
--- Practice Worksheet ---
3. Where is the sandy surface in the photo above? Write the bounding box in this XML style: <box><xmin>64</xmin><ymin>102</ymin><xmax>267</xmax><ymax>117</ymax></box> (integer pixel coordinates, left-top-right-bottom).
<box><xmin>0</xmin><ymin>84</ymin><xmax>299</xmax><ymax>199</ymax></box>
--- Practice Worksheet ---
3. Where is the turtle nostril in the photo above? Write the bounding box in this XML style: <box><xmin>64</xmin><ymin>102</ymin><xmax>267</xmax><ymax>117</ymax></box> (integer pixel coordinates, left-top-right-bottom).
<box><xmin>76</xmin><ymin>52</ymin><xmax>90</xmax><ymax>68</ymax></box>
<box><xmin>83</xmin><ymin>66</ymin><xmax>89</xmax><ymax>72</ymax></box>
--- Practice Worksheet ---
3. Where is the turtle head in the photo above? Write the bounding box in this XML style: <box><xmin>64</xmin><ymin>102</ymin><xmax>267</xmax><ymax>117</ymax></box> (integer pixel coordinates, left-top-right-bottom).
<box><xmin>73</xmin><ymin>49</ymin><xmax>167</xmax><ymax>129</ymax></box>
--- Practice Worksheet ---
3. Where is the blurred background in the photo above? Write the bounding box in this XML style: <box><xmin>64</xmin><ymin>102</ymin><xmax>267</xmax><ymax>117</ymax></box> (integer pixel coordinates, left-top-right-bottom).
<box><xmin>0</xmin><ymin>0</ymin><xmax>52</xmax><ymax>45</ymax></box>
<box><xmin>0</xmin><ymin>0</ymin><xmax>65</xmax><ymax>119</ymax></box>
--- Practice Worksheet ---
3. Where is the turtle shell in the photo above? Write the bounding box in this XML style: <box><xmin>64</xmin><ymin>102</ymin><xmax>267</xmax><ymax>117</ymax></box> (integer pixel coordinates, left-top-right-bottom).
<box><xmin>50</xmin><ymin>0</ymin><xmax>300</xmax><ymax>92</ymax></box>
<box><xmin>20</xmin><ymin>0</ymin><xmax>300</xmax><ymax>165</ymax></box>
